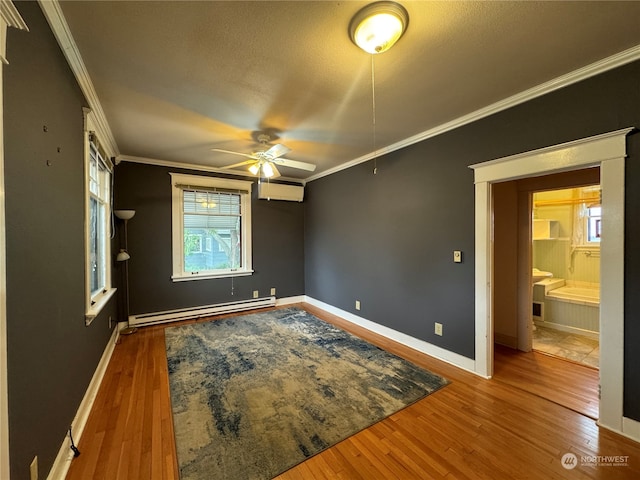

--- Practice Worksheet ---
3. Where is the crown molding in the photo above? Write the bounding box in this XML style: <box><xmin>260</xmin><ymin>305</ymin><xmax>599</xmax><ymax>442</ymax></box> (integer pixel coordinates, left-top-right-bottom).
<box><xmin>307</xmin><ymin>43</ymin><xmax>640</xmax><ymax>183</ymax></box>
<box><xmin>0</xmin><ymin>0</ymin><xmax>28</xmax><ymax>64</ymax></box>
<box><xmin>118</xmin><ymin>155</ymin><xmax>305</xmax><ymax>186</ymax></box>
<box><xmin>38</xmin><ymin>0</ymin><xmax>119</xmax><ymax>159</ymax></box>
<box><xmin>0</xmin><ymin>0</ymin><xmax>27</xmax><ymax>30</ymax></box>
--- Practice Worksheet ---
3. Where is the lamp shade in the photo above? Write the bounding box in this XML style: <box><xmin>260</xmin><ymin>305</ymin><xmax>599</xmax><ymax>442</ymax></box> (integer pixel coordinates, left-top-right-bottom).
<box><xmin>114</xmin><ymin>209</ymin><xmax>136</xmax><ymax>220</ymax></box>
<box><xmin>349</xmin><ymin>1</ymin><xmax>409</xmax><ymax>54</ymax></box>
<box><xmin>116</xmin><ymin>249</ymin><xmax>131</xmax><ymax>262</ymax></box>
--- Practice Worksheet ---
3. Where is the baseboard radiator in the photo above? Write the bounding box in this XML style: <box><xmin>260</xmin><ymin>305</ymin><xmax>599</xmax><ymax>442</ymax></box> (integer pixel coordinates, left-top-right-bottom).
<box><xmin>128</xmin><ymin>296</ymin><xmax>276</xmax><ymax>327</ymax></box>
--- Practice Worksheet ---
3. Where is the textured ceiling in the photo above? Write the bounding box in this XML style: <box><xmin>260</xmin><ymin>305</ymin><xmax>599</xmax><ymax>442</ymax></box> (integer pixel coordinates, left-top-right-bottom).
<box><xmin>58</xmin><ymin>1</ymin><xmax>640</xmax><ymax>180</ymax></box>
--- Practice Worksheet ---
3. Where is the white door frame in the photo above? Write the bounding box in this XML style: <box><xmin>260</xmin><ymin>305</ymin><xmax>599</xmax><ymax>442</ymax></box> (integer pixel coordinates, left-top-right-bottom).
<box><xmin>470</xmin><ymin>127</ymin><xmax>634</xmax><ymax>438</ymax></box>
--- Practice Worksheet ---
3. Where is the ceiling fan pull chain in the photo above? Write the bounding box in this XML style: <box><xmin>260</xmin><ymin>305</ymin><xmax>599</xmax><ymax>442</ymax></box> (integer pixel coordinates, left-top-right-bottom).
<box><xmin>371</xmin><ymin>54</ymin><xmax>377</xmax><ymax>175</ymax></box>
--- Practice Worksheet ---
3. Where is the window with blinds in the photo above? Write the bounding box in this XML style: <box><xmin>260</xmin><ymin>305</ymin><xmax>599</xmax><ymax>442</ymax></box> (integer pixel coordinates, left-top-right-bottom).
<box><xmin>170</xmin><ymin>173</ymin><xmax>253</xmax><ymax>280</ymax></box>
<box><xmin>183</xmin><ymin>190</ymin><xmax>242</xmax><ymax>271</ymax></box>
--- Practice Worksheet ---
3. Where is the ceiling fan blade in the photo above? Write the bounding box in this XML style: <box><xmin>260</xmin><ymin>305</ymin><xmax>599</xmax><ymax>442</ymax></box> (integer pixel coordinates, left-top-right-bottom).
<box><xmin>264</xmin><ymin>143</ymin><xmax>291</xmax><ymax>160</ymax></box>
<box><xmin>220</xmin><ymin>160</ymin><xmax>256</xmax><ymax>170</ymax></box>
<box><xmin>211</xmin><ymin>148</ymin><xmax>257</xmax><ymax>160</ymax></box>
<box><xmin>272</xmin><ymin>157</ymin><xmax>317</xmax><ymax>172</ymax></box>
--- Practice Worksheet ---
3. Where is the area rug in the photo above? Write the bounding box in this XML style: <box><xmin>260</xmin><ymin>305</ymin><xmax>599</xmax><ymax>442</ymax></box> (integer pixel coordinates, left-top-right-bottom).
<box><xmin>165</xmin><ymin>307</ymin><xmax>449</xmax><ymax>480</ymax></box>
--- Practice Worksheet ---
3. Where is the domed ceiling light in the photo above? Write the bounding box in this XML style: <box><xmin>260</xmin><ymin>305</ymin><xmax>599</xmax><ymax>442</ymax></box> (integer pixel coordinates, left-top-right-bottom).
<box><xmin>349</xmin><ymin>1</ymin><xmax>409</xmax><ymax>54</ymax></box>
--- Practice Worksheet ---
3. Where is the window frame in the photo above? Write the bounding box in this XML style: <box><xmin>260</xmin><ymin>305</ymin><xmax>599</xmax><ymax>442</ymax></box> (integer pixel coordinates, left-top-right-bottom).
<box><xmin>84</xmin><ymin>109</ymin><xmax>116</xmax><ymax>324</ymax></box>
<box><xmin>170</xmin><ymin>173</ymin><xmax>253</xmax><ymax>281</ymax></box>
<box><xmin>585</xmin><ymin>204</ymin><xmax>602</xmax><ymax>245</ymax></box>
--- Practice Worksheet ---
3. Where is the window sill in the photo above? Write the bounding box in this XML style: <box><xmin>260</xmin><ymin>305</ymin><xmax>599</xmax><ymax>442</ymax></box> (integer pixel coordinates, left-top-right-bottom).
<box><xmin>171</xmin><ymin>269</ymin><xmax>254</xmax><ymax>282</ymax></box>
<box><xmin>85</xmin><ymin>287</ymin><xmax>117</xmax><ymax>326</ymax></box>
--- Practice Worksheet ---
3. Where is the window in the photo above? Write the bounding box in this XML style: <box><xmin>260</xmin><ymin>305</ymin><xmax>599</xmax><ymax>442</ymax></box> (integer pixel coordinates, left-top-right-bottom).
<box><xmin>586</xmin><ymin>205</ymin><xmax>601</xmax><ymax>243</ymax></box>
<box><xmin>171</xmin><ymin>173</ymin><xmax>253</xmax><ymax>281</ymax></box>
<box><xmin>84</xmin><ymin>111</ymin><xmax>116</xmax><ymax>324</ymax></box>
<box><xmin>88</xmin><ymin>140</ymin><xmax>111</xmax><ymax>294</ymax></box>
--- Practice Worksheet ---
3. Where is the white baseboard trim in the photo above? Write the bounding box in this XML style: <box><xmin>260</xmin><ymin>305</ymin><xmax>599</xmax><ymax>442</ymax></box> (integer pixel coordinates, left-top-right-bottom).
<box><xmin>304</xmin><ymin>296</ymin><xmax>477</xmax><ymax>374</ymax></box>
<box><xmin>275</xmin><ymin>295</ymin><xmax>306</xmax><ymax>306</ymax></box>
<box><xmin>47</xmin><ymin>325</ymin><xmax>120</xmax><ymax>480</ymax></box>
<box><xmin>598</xmin><ymin>416</ymin><xmax>640</xmax><ymax>444</ymax></box>
<box><xmin>622</xmin><ymin>417</ymin><xmax>640</xmax><ymax>443</ymax></box>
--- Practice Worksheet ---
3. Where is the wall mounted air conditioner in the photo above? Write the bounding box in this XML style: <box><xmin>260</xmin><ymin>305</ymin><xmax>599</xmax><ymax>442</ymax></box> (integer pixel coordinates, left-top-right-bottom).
<box><xmin>258</xmin><ymin>182</ymin><xmax>304</xmax><ymax>202</ymax></box>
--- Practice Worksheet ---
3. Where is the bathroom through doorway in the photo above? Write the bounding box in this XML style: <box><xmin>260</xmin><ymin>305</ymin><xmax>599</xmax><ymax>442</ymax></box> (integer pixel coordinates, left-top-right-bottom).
<box><xmin>531</xmin><ymin>185</ymin><xmax>600</xmax><ymax>369</ymax></box>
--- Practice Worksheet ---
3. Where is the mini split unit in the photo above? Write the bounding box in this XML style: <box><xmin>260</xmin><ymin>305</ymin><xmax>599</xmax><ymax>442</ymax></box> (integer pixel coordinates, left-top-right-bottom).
<box><xmin>258</xmin><ymin>182</ymin><xmax>304</xmax><ymax>202</ymax></box>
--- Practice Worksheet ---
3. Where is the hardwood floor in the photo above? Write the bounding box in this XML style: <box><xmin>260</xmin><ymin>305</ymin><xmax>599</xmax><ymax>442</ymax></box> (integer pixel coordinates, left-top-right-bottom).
<box><xmin>66</xmin><ymin>304</ymin><xmax>640</xmax><ymax>479</ymax></box>
<box><xmin>493</xmin><ymin>344</ymin><xmax>599</xmax><ymax>420</ymax></box>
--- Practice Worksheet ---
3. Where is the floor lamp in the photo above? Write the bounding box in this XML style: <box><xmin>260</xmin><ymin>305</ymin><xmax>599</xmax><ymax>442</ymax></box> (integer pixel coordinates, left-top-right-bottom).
<box><xmin>115</xmin><ymin>209</ymin><xmax>137</xmax><ymax>335</ymax></box>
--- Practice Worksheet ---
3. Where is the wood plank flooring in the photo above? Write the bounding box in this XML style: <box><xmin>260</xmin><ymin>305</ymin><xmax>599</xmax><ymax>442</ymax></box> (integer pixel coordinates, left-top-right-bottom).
<box><xmin>65</xmin><ymin>304</ymin><xmax>640</xmax><ymax>479</ymax></box>
<box><xmin>493</xmin><ymin>344</ymin><xmax>599</xmax><ymax>420</ymax></box>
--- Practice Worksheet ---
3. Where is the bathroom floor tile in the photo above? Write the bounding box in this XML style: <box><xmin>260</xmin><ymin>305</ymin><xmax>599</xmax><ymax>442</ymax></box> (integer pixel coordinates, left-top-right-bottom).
<box><xmin>532</xmin><ymin>325</ymin><xmax>599</xmax><ymax>369</ymax></box>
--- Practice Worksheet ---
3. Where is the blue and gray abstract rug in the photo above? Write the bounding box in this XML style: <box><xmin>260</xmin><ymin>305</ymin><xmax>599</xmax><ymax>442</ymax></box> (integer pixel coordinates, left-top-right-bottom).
<box><xmin>165</xmin><ymin>307</ymin><xmax>449</xmax><ymax>480</ymax></box>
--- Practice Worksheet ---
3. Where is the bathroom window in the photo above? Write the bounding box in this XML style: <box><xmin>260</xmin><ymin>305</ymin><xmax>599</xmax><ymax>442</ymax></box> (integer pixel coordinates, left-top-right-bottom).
<box><xmin>586</xmin><ymin>205</ymin><xmax>601</xmax><ymax>244</ymax></box>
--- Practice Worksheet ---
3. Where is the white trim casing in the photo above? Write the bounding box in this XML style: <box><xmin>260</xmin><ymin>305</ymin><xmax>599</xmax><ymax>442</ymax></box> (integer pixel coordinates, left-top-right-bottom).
<box><xmin>598</xmin><ymin>155</ymin><xmax>626</xmax><ymax>434</ymax></box>
<box><xmin>169</xmin><ymin>173</ymin><xmax>253</xmax><ymax>281</ymax></box>
<box><xmin>84</xmin><ymin>109</ymin><xmax>115</xmax><ymax>323</ymax></box>
<box><xmin>470</xmin><ymin>127</ymin><xmax>634</xmax><ymax>439</ymax></box>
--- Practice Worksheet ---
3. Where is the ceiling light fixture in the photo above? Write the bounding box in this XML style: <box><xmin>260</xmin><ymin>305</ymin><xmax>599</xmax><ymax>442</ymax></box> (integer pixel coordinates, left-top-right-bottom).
<box><xmin>349</xmin><ymin>1</ymin><xmax>409</xmax><ymax>54</ymax></box>
<box><xmin>248</xmin><ymin>161</ymin><xmax>275</xmax><ymax>178</ymax></box>
<box><xmin>349</xmin><ymin>2</ymin><xmax>408</xmax><ymax>176</ymax></box>
<box><xmin>261</xmin><ymin>162</ymin><xmax>275</xmax><ymax>178</ymax></box>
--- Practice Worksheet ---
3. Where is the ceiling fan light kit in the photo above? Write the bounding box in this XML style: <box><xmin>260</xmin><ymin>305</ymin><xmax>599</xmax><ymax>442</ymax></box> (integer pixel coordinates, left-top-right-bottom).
<box><xmin>350</xmin><ymin>1</ymin><xmax>409</xmax><ymax>54</ymax></box>
<box><xmin>212</xmin><ymin>131</ymin><xmax>316</xmax><ymax>179</ymax></box>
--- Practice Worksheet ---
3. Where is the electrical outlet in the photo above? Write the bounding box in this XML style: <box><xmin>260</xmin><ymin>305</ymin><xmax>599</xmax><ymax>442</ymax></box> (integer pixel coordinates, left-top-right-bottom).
<box><xmin>453</xmin><ymin>251</ymin><xmax>462</xmax><ymax>263</ymax></box>
<box><xmin>30</xmin><ymin>456</ymin><xmax>38</xmax><ymax>480</ymax></box>
<box><xmin>270</xmin><ymin>287</ymin><xmax>276</xmax><ymax>296</ymax></box>
<box><xmin>435</xmin><ymin>322</ymin><xmax>443</xmax><ymax>336</ymax></box>
<box><xmin>253</xmin><ymin>290</ymin><xmax>259</xmax><ymax>299</ymax></box>
<box><xmin>355</xmin><ymin>300</ymin><xmax>361</xmax><ymax>311</ymax></box>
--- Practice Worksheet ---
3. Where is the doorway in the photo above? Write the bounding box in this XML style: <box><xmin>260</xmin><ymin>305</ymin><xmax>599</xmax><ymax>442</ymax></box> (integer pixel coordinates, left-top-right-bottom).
<box><xmin>531</xmin><ymin>185</ymin><xmax>600</xmax><ymax>369</ymax></box>
<box><xmin>491</xmin><ymin>173</ymin><xmax>602</xmax><ymax>418</ymax></box>
<box><xmin>492</xmin><ymin>170</ymin><xmax>600</xmax><ymax>358</ymax></box>
<box><xmin>471</xmin><ymin>127</ymin><xmax>631</xmax><ymax>434</ymax></box>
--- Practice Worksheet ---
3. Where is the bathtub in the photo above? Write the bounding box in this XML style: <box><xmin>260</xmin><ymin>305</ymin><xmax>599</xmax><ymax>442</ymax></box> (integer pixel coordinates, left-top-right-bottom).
<box><xmin>541</xmin><ymin>281</ymin><xmax>600</xmax><ymax>335</ymax></box>
<box><xmin>545</xmin><ymin>285</ymin><xmax>600</xmax><ymax>307</ymax></box>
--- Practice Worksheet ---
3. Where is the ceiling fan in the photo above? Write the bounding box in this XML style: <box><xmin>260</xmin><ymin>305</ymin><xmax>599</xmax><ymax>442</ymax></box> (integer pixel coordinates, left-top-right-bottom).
<box><xmin>212</xmin><ymin>134</ymin><xmax>317</xmax><ymax>178</ymax></box>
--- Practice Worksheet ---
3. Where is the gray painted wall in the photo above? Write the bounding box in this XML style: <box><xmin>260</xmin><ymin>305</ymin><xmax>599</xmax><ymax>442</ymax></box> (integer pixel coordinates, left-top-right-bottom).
<box><xmin>4</xmin><ymin>2</ymin><xmax>117</xmax><ymax>478</ymax></box>
<box><xmin>304</xmin><ymin>60</ymin><xmax>640</xmax><ymax>420</ymax></box>
<box><xmin>4</xmin><ymin>4</ymin><xmax>640</xmax><ymax>479</ymax></box>
<box><xmin>113</xmin><ymin>162</ymin><xmax>305</xmax><ymax>316</ymax></box>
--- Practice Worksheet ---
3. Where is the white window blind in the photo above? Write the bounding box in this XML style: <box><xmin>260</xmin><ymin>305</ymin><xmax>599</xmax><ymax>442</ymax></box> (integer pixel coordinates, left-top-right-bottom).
<box><xmin>170</xmin><ymin>173</ymin><xmax>253</xmax><ymax>281</ymax></box>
